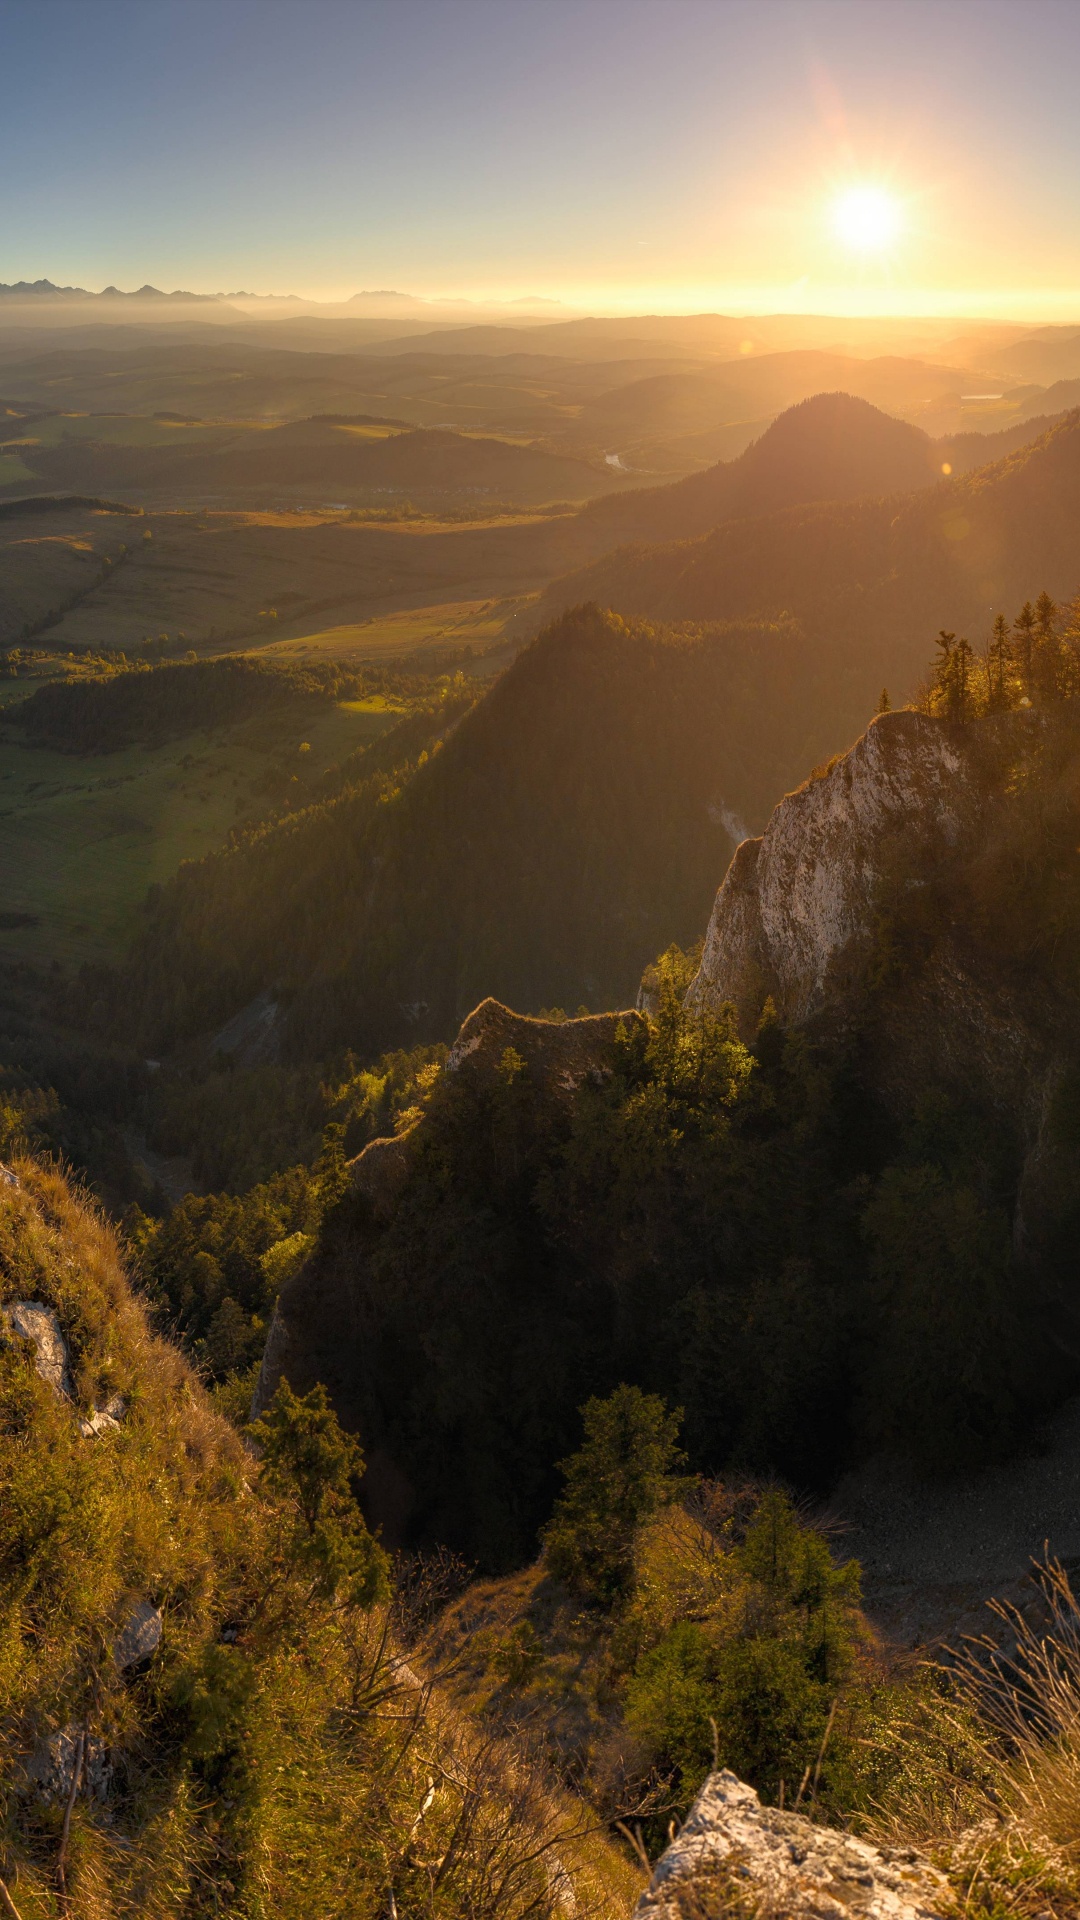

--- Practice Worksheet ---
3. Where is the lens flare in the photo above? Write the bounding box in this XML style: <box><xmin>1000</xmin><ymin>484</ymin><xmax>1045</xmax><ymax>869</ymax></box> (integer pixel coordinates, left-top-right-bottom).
<box><xmin>832</xmin><ymin>186</ymin><xmax>902</xmax><ymax>252</ymax></box>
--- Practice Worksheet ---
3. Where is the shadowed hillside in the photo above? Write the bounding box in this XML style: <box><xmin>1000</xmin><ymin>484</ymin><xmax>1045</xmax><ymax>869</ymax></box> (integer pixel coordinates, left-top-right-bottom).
<box><xmin>117</xmin><ymin>604</ymin><xmax>857</xmax><ymax>1059</ymax></box>
<box><xmin>540</xmin><ymin>410</ymin><xmax>1080</xmax><ymax>697</ymax></box>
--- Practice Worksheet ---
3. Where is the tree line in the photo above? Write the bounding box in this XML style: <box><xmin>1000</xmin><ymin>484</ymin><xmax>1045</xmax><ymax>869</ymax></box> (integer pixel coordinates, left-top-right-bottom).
<box><xmin>925</xmin><ymin>589</ymin><xmax>1080</xmax><ymax>722</ymax></box>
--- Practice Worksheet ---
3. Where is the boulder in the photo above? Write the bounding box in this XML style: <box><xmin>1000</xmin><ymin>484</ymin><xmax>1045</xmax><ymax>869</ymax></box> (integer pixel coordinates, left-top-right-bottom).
<box><xmin>3</xmin><ymin>1300</ymin><xmax>73</xmax><ymax>1397</ymax></box>
<box><xmin>79</xmin><ymin>1393</ymin><xmax>127</xmax><ymax>1438</ymax></box>
<box><xmin>636</xmin><ymin>1771</ymin><xmax>947</xmax><ymax>1919</ymax></box>
<box><xmin>113</xmin><ymin>1598</ymin><xmax>163</xmax><ymax>1669</ymax></box>
<box><xmin>27</xmin><ymin>1726</ymin><xmax>112</xmax><ymax>1803</ymax></box>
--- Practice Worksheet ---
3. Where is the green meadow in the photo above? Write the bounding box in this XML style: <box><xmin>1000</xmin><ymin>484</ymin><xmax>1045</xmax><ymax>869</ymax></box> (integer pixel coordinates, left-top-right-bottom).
<box><xmin>0</xmin><ymin>696</ymin><xmax>399</xmax><ymax>969</ymax></box>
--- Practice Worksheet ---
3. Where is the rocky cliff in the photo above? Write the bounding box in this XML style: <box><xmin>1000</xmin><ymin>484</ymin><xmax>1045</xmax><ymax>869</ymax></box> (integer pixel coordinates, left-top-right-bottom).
<box><xmin>249</xmin><ymin>700</ymin><xmax>1080</xmax><ymax>1564</ymax></box>
<box><xmin>685</xmin><ymin>709</ymin><xmax>977</xmax><ymax>1030</ymax></box>
<box><xmin>684</xmin><ymin>704</ymin><xmax>1080</xmax><ymax>1277</ymax></box>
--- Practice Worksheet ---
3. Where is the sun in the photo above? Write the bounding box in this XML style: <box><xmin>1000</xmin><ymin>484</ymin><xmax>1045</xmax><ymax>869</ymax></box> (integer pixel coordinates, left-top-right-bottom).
<box><xmin>831</xmin><ymin>185</ymin><xmax>902</xmax><ymax>252</ymax></box>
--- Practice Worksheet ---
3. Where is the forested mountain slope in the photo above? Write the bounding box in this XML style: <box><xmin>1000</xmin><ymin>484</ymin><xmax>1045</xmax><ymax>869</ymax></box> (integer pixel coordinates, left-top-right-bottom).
<box><xmin>118</xmin><ymin>605</ymin><xmax>858</xmax><ymax>1058</ymax></box>
<box><xmin>540</xmin><ymin>410</ymin><xmax>1080</xmax><ymax>697</ymax></box>
<box><xmin>256</xmin><ymin>699</ymin><xmax>1080</xmax><ymax>1568</ymax></box>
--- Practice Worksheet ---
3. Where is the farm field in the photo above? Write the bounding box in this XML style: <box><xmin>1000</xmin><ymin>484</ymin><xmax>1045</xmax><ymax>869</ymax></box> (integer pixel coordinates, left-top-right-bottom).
<box><xmin>0</xmin><ymin>694</ymin><xmax>399</xmax><ymax>969</ymax></box>
<box><xmin>256</xmin><ymin>593</ymin><xmax>535</xmax><ymax>663</ymax></box>
<box><xmin>2</xmin><ymin>501</ymin><xmax>591</xmax><ymax>654</ymax></box>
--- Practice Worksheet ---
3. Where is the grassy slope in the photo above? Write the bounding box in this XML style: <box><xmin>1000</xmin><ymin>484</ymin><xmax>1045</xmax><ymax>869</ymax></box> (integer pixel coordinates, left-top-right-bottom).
<box><xmin>0</xmin><ymin>506</ymin><xmax>135</xmax><ymax>646</ymax></box>
<box><xmin>4</xmin><ymin>402</ymin><xmax>1071</xmax><ymax>665</ymax></box>
<box><xmin>0</xmin><ymin>1158</ymin><xmax>640</xmax><ymax>1920</ymax></box>
<box><xmin>18</xmin><ymin>424</ymin><xmax>628</xmax><ymax>510</ymax></box>
<box><xmin>8</xmin><ymin>507</ymin><xmax>593</xmax><ymax>655</ymax></box>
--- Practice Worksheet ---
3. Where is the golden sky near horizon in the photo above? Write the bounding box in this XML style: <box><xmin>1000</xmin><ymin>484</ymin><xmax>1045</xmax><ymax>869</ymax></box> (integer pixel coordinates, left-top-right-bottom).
<box><xmin>5</xmin><ymin>0</ymin><xmax>1080</xmax><ymax>323</ymax></box>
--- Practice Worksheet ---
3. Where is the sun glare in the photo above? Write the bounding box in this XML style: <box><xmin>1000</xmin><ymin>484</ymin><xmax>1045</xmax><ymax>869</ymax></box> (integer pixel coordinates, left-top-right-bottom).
<box><xmin>831</xmin><ymin>185</ymin><xmax>902</xmax><ymax>252</ymax></box>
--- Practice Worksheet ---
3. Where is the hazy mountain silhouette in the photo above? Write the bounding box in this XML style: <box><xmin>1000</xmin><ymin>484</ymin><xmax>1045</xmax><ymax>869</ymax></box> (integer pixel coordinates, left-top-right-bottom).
<box><xmin>540</xmin><ymin>410</ymin><xmax>1080</xmax><ymax>695</ymax></box>
<box><xmin>580</xmin><ymin>393</ymin><xmax>944</xmax><ymax>545</ymax></box>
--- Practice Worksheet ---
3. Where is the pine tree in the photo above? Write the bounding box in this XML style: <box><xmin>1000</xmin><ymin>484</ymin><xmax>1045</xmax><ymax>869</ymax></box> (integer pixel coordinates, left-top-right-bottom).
<box><xmin>1033</xmin><ymin>590</ymin><xmax>1061</xmax><ymax>701</ymax></box>
<box><xmin>932</xmin><ymin>630</ymin><xmax>974</xmax><ymax>723</ymax></box>
<box><xmin>986</xmin><ymin>614</ymin><xmax>1012</xmax><ymax>713</ymax></box>
<box><xmin>1013</xmin><ymin>601</ymin><xmax>1037</xmax><ymax>696</ymax></box>
<box><xmin>932</xmin><ymin>630</ymin><xmax>955</xmax><ymax>718</ymax></box>
<box><xmin>953</xmin><ymin>635</ymin><xmax>974</xmax><ymax>723</ymax></box>
<box><xmin>1060</xmin><ymin>593</ymin><xmax>1080</xmax><ymax>699</ymax></box>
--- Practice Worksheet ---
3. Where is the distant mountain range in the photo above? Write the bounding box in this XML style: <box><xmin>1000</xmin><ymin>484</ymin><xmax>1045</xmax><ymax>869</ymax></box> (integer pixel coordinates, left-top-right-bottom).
<box><xmin>0</xmin><ymin>279</ymin><xmax>223</xmax><ymax>302</ymax></box>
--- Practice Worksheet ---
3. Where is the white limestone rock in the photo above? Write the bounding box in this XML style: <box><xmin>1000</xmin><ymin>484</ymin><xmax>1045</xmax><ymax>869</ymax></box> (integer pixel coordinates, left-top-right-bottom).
<box><xmin>686</xmin><ymin>711</ymin><xmax>977</xmax><ymax>1030</ymax></box>
<box><xmin>78</xmin><ymin>1393</ymin><xmax>127</xmax><ymax>1438</ymax></box>
<box><xmin>3</xmin><ymin>1300</ymin><xmax>73</xmax><ymax>1397</ymax></box>
<box><xmin>636</xmin><ymin>1771</ymin><xmax>947</xmax><ymax>1919</ymax></box>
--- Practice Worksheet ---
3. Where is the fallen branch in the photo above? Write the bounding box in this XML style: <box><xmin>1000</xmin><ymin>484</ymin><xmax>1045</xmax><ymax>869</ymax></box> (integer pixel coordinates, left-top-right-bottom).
<box><xmin>0</xmin><ymin>1875</ymin><xmax>25</xmax><ymax>1920</ymax></box>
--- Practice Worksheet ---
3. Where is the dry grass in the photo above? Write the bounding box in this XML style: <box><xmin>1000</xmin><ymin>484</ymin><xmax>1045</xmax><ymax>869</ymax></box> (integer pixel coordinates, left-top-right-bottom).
<box><xmin>0</xmin><ymin>1161</ymin><xmax>641</xmax><ymax>1920</ymax></box>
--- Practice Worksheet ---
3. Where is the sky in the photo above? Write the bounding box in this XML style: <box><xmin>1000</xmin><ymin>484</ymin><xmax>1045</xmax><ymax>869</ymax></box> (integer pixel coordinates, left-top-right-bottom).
<box><xmin>4</xmin><ymin>0</ymin><xmax>1080</xmax><ymax>318</ymax></box>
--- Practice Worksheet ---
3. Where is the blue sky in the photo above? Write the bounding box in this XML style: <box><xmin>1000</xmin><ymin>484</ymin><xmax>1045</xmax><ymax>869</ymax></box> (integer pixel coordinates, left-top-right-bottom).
<box><xmin>3</xmin><ymin>0</ymin><xmax>1080</xmax><ymax>313</ymax></box>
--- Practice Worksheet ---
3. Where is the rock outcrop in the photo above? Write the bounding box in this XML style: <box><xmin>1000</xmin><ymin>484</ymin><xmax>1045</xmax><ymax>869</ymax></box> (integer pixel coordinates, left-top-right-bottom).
<box><xmin>636</xmin><ymin>1771</ymin><xmax>947</xmax><ymax>1919</ymax></box>
<box><xmin>686</xmin><ymin>710</ymin><xmax>978</xmax><ymax>1031</ymax></box>
<box><xmin>3</xmin><ymin>1300</ymin><xmax>74</xmax><ymax>1397</ymax></box>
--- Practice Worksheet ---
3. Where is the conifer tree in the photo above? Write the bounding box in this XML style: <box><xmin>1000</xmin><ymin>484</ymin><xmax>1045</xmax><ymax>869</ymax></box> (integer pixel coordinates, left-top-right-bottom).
<box><xmin>986</xmin><ymin>614</ymin><xmax>1013</xmax><ymax>713</ymax></box>
<box><xmin>541</xmin><ymin>1385</ymin><xmax>687</xmax><ymax>1603</ymax></box>
<box><xmin>1033</xmin><ymin>590</ymin><xmax>1061</xmax><ymax>701</ymax></box>
<box><xmin>932</xmin><ymin>630</ymin><xmax>974</xmax><ymax>722</ymax></box>
<box><xmin>1013</xmin><ymin>601</ymin><xmax>1037</xmax><ymax>695</ymax></box>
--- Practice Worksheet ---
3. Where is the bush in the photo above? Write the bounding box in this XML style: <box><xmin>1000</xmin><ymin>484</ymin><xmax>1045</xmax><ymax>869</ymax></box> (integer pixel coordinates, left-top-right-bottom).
<box><xmin>622</xmin><ymin>1489</ymin><xmax>863</xmax><ymax>1806</ymax></box>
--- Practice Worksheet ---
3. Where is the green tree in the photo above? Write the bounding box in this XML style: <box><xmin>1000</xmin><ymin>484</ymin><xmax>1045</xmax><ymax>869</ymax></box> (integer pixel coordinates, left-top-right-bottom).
<box><xmin>623</xmin><ymin>1492</ymin><xmax>863</xmax><ymax>1805</ymax></box>
<box><xmin>738</xmin><ymin>1489</ymin><xmax>862</xmax><ymax>1686</ymax></box>
<box><xmin>250</xmin><ymin>1380</ymin><xmax>389</xmax><ymax>1609</ymax></box>
<box><xmin>541</xmin><ymin>1385</ymin><xmax>687</xmax><ymax>1604</ymax></box>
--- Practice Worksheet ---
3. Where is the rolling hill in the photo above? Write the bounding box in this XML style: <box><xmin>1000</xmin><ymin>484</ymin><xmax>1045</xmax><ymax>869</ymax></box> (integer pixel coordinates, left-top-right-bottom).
<box><xmin>14</xmin><ymin>421</ymin><xmax>628</xmax><ymax>509</ymax></box>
